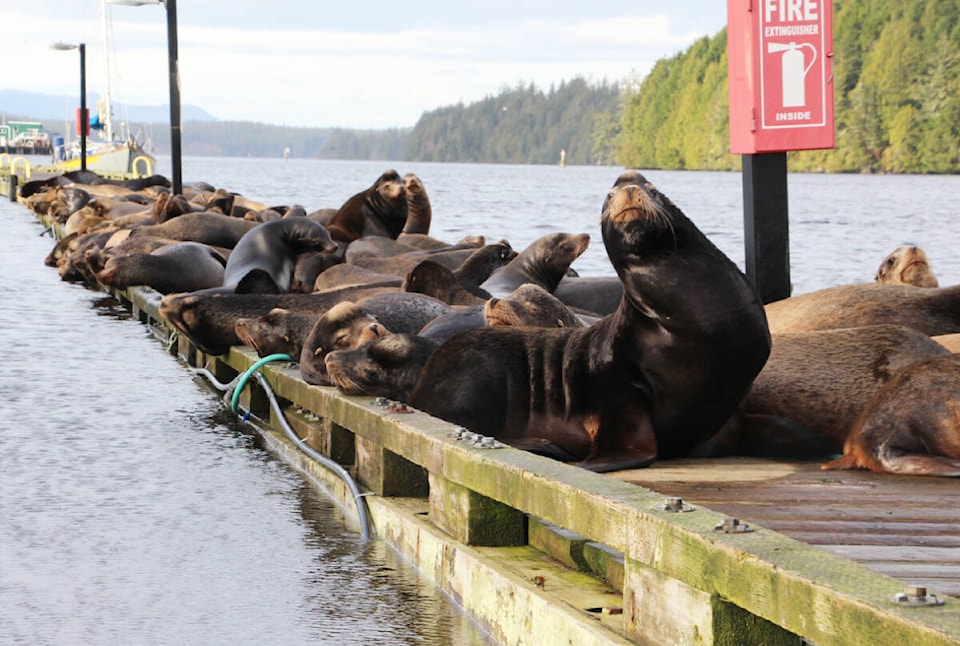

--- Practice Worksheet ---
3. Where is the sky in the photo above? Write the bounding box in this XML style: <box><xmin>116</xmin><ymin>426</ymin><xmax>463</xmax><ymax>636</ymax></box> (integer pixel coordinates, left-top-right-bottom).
<box><xmin>4</xmin><ymin>1</ymin><xmax>728</xmax><ymax>129</ymax></box>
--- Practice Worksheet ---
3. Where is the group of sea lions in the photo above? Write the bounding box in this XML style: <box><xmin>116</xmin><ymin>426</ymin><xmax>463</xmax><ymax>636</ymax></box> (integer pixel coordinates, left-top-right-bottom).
<box><xmin>21</xmin><ymin>167</ymin><xmax>960</xmax><ymax>476</ymax></box>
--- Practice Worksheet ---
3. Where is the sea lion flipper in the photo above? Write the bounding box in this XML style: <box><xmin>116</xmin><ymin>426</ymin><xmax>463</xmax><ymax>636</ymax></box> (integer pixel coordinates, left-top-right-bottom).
<box><xmin>875</xmin><ymin>448</ymin><xmax>960</xmax><ymax>477</ymax></box>
<box><xmin>578</xmin><ymin>449</ymin><xmax>658</xmax><ymax>473</ymax></box>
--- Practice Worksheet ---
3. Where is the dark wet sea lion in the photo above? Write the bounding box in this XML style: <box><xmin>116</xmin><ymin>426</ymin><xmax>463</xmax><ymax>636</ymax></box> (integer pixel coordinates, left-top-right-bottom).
<box><xmin>326</xmin><ymin>169</ymin><xmax>408</xmax><ymax>242</ymax></box>
<box><xmin>822</xmin><ymin>353</ymin><xmax>960</xmax><ymax>477</ymax></box>
<box><xmin>212</xmin><ymin>217</ymin><xmax>337</xmax><ymax>294</ymax></box>
<box><xmin>234</xmin><ymin>291</ymin><xmax>450</xmax><ymax>361</ymax></box>
<box><xmin>130</xmin><ymin>212</ymin><xmax>258</xmax><ymax>249</ymax></box>
<box><xmin>478</xmin><ymin>232</ymin><xmax>590</xmax><ymax>298</ymax></box>
<box><xmin>400</xmin><ymin>173</ymin><xmax>431</xmax><ymax>234</ymax></box>
<box><xmin>94</xmin><ymin>241</ymin><xmax>228</xmax><ymax>295</ymax></box>
<box><xmin>765</xmin><ymin>283</ymin><xmax>960</xmax><ymax>336</ymax></box>
<box><xmin>402</xmin><ymin>172</ymin><xmax>771</xmax><ymax>471</ymax></box>
<box><xmin>744</xmin><ymin>325</ymin><xmax>949</xmax><ymax>452</ymax></box>
<box><xmin>160</xmin><ymin>285</ymin><xmax>400</xmax><ymax>356</ymax></box>
<box><xmin>326</xmin><ymin>333</ymin><xmax>439</xmax><ymax>402</ymax></box>
<box><xmin>874</xmin><ymin>245</ymin><xmax>938</xmax><ymax>287</ymax></box>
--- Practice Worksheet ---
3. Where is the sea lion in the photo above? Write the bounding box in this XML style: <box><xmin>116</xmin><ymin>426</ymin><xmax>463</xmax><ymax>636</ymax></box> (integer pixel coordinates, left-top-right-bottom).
<box><xmin>743</xmin><ymin>325</ymin><xmax>950</xmax><ymax>452</ymax></box>
<box><xmin>210</xmin><ymin>217</ymin><xmax>338</xmax><ymax>295</ymax></box>
<box><xmin>822</xmin><ymin>353</ymin><xmax>960</xmax><ymax>477</ymax></box>
<box><xmin>478</xmin><ymin>232</ymin><xmax>590</xmax><ymax>298</ymax></box>
<box><xmin>160</xmin><ymin>285</ymin><xmax>400</xmax><ymax>356</ymax></box>
<box><xmin>298</xmin><ymin>302</ymin><xmax>391</xmax><ymax>386</ymax></box>
<box><xmin>398</xmin><ymin>233</ymin><xmax>486</xmax><ymax>251</ymax></box>
<box><xmin>325</xmin><ymin>169</ymin><xmax>408</xmax><ymax>242</ymax></box>
<box><xmin>553</xmin><ymin>275</ymin><xmax>623</xmax><ymax>316</ymax></box>
<box><xmin>129</xmin><ymin>211</ymin><xmax>258</xmax><ymax>249</ymax></box>
<box><xmin>343</xmin><ymin>172</ymin><xmax>770</xmax><ymax>472</ymax></box>
<box><xmin>326</xmin><ymin>333</ymin><xmax>440</xmax><ymax>402</ymax></box>
<box><xmin>484</xmin><ymin>284</ymin><xmax>587</xmax><ymax>329</ymax></box>
<box><xmin>401</xmin><ymin>241</ymin><xmax>518</xmax><ymax>305</ymax></box>
<box><xmin>765</xmin><ymin>283</ymin><xmax>960</xmax><ymax>335</ymax></box>
<box><xmin>874</xmin><ymin>245</ymin><xmax>938</xmax><ymax>287</ymax></box>
<box><xmin>401</xmin><ymin>173</ymin><xmax>431</xmax><ymax>234</ymax></box>
<box><xmin>233</xmin><ymin>291</ymin><xmax>450</xmax><ymax>362</ymax></box>
<box><xmin>93</xmin><ymin>241</ymin><xmax>228</xmax><ymax>295</ymax></box>
<box><xmin>312</xmin><ymin>263</ymin><xmax>403</xmax><ymax>292</ymax></box>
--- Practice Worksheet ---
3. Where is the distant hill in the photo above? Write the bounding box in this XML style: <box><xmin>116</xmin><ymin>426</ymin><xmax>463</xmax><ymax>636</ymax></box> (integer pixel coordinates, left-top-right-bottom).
<box><xmin>0</xmin><ymin>89</ymin><xmax>217</xmax><ymax>123</ymax></box>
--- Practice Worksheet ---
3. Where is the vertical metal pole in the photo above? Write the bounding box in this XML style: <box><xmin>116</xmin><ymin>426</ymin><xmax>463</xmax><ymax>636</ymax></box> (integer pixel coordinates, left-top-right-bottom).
<box><xmin>165</xmin><ymin>0</ymin><xmax>182</xmax><ymax>194</ymax></box>
<box><xmin>79</xmin><ymin>43</ymin><xmax>87</xmax><ymax>171</ymax></box>
<box><xmin>742</xmin><ymin>152</ymin><xmax>791</xmax><ymax>304</ymax></box>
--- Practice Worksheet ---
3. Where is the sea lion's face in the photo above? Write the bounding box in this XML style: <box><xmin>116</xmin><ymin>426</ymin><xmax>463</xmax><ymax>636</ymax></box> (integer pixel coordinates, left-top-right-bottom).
<box><xmin>324</xmin><ymin>333</ymin><xmax>431</xmax><ymax>401</ymax></box>
<box><xmin>600</xmin><ymin>180</ymin><xmax>682</xmax><ymax>264</ymax></box>
<box><xmin>376</xmin><ymin>169</ymin><xmax>407</xmax><ymax>201</ymax></box>
<box><xmin>875</xmin><ymin>245</ymin><xmax>938</xmax><ymax>288</ymax></box>
<box><xmin>313</xmin><ymin>302</ymin><xmax>389</xmax><ymax>358</ymax></box>
<box><xmin>484</xmin><ymin>284</ymin><xmax>580</xmax><ymax>329</ymax></box>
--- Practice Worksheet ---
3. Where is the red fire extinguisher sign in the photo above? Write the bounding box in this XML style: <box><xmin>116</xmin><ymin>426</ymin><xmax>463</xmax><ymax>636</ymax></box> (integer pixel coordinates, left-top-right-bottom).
<box><xmin>728</xmin><ymin>0</ymin><xmax>835</xmax><ymax>153</ymax></box>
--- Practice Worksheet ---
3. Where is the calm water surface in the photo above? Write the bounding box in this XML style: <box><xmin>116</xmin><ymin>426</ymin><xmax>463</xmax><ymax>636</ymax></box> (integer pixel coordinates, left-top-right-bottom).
<box><xmin>2</xmin><ymin>157</ymin><xmax>959</xmax><ymax>645</ymax></box>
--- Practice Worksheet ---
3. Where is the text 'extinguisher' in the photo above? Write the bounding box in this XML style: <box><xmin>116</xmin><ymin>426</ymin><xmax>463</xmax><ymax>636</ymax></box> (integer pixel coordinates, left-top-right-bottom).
<box><xmin>767</xmin><ymin>42</ymin><xmax>817</xmax><ymax>107</ymax></box>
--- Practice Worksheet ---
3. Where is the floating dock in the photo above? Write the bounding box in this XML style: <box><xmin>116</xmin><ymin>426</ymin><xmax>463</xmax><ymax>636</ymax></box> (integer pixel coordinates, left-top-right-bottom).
<box><xmin>14</xmin><ymin>195</ymin><xmax>960</xmax><ymax>646</ymax></box>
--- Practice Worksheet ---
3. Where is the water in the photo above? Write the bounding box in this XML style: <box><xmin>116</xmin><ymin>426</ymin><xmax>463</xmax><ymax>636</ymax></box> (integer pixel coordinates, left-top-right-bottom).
<box><xmin>2</xmin><ymin>158</ymin><xmax>959</xmax><ymax>645</ymax></box>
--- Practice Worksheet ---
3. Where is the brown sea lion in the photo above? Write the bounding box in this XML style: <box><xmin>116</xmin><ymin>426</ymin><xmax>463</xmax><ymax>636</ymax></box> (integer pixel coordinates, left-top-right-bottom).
<box><xmin>94</xmin><ymin>241</ymin><xmax>228</xmax><ymax>295</ymax></box>
<box><xmin>312</xmin><ymin>263</ymin><xmax>403</xmax><ymax>292</ymax></box>
<box><xmin>401</xmin><ymin>241</ymin><xmax>517</xmax><ymax>305</ymax></box>
<box><xmin>765</xmin><ymin>283</ymin><xmax>960</xmax><ymax>336</ymax></box>
<box><xmin>478</xmin><ymin>232</ymin><xmax>590</xmax><ymax>298</ymax></box>
<box><xmin>129</xmin><ymin>211</ymin><xmax>258</xmax><ymax>249</ymax></box>
<box><xmin>325</xmin><ymin>169</ymin><xmax>408</xmax><ymax>242</ymax></box>
<box><xmin>400</xmin><ymin>173</ymin><xmax>431</xmax><ymax>235</ymax></box>
<box><xmin>334</xmin><ymin>172</ymin><xmax>771</xmax><ymax>472</ymax></box>
<box><xmin>398</xmin><ymin>233</ymin><xmax>486</xmax><ymax>251</ymax></box>
<box><xmin>822</xmin><ymin>354</ymin><xmax>960</xmax><ymax>477</ymax></box>
<box><xmin>743</xmin><ymin>325</ymin><xmax>950</xmax><ymax>452</ymax></box>
<box><xmin>874</xmin><ymin>245</ymin><xmax>938</xmax><ymax>287</ymax></box>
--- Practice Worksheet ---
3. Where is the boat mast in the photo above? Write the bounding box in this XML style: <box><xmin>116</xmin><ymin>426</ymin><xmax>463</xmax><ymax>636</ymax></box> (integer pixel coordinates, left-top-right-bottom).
<box><xmin>100</xmin><ymin>1</ymin><xmax>113</xmax><ymax>143</ymax></box>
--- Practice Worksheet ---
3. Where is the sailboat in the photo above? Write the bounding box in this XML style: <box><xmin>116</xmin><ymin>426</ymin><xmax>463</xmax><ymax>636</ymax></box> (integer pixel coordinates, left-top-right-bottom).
<box><xmin>54</xmin><ymin>1</ymin><xmax>156</xmax><ymax>175</ymax></box>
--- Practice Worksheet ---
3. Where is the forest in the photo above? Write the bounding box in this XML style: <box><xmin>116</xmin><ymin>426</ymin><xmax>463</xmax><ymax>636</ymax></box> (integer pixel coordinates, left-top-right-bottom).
<box><xmin>619</xmin><ymin>0</ymin><xmax>960</xmax><ymax>173</ymax></box>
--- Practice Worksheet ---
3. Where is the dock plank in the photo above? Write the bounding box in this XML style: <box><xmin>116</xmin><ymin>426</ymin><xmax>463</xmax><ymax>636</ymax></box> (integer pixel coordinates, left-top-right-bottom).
<box><xmin>614</xmin><ymin>457</ymin><xmax>960</xmax><ymax>598</ymax></box>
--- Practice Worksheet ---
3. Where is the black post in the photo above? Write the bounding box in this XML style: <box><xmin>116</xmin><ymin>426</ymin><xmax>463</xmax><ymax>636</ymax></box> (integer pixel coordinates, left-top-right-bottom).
<box><xmin>79</xmin><ymin>43</ymin><xmax>87</xmax><ymax>171</ymax></box>
<box><xmin>742</xmin><ymin>152</ymin><xmax>791</xmax><ymax>304</ymax></box>
<box><xmin>165</xmin><ymin>0</ymin><xmax>182</xmax><ymax>195</ymax></box>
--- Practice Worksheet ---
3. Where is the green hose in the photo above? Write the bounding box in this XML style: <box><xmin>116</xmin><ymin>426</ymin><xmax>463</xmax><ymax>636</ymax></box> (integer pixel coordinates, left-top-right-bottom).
<box><xmin>229</xmin><ymin>353</ymin><xmax>293</xmax><ymax>413</ymax></box>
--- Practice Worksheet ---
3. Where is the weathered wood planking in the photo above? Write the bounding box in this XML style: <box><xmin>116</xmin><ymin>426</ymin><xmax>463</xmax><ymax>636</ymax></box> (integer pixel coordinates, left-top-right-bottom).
<box><xmin>616</xmin><ymin>457</ymin><xmax>960</xmax><ymax>597</ymax></box>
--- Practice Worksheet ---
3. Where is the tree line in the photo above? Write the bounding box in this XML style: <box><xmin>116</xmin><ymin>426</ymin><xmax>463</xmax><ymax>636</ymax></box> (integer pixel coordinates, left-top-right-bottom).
<box><xmin>31</xmin><ymin>0</ymin><xmax>958</xmax><ymax>173</ymax></box>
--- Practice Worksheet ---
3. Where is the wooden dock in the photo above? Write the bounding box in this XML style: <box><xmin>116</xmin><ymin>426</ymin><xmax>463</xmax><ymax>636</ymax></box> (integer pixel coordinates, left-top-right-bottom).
<box><xmin>15</xmin><ymin>199</ymin><xmax>960</xmax><ymax>645</ymax></box>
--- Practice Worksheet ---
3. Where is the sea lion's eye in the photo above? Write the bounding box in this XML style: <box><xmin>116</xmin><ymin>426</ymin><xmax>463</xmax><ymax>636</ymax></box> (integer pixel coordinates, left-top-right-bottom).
<box><xmin>334</xmin><ymin>334</ymin><xmax>348</xmax><ymax>348</ymax></box>
<box><xmin>887</xmin><ymin>257</ymin><xmax>896</xmax><ymax>266</ymax></box>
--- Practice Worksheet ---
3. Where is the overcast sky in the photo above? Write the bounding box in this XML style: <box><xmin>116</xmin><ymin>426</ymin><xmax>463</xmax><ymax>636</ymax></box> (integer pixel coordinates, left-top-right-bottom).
<box><xmin>4</xmin><ymin>1</ymin><xmax>728</xmax><ymax>129</ymax></box>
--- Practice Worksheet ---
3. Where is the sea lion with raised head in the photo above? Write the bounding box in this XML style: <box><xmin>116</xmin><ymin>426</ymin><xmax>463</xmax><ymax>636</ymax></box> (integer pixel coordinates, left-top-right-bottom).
<box><xmin>333</xmin><ymin>172</ymin><xmax>771</xmax><ymax>472</ymax></box>
<box><xmin>478</xmin><ymin>232</ymin><xmax>590</xmax><ymax>298</ymax></box>
<box><xmin>325</xmin><ymin>169</ymin><xmax>408</xmax><ymax>242</ymax></box>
